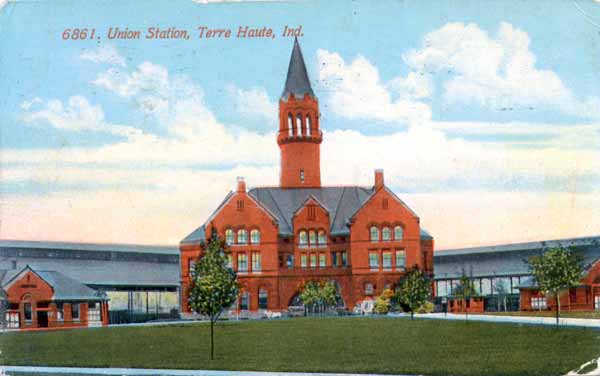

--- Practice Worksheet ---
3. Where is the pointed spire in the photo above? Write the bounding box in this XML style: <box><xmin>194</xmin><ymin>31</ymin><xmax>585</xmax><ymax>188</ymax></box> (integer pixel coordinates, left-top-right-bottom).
<box><xmin>281</xmin><ymin>37</ymin><xmax>315</xmax><ymax>100</ymax></box>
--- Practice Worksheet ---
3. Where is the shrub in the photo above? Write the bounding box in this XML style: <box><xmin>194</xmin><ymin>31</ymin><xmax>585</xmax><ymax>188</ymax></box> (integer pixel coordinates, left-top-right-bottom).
<box><xmin>416</xmin><ymin>301</ymin><xmax>434</xmax><ymax>314</ymax></box>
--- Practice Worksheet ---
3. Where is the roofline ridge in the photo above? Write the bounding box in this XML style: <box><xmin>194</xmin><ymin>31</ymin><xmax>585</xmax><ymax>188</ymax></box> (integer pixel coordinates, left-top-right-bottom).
<box><xmin>0</xmin><ymin>238</ymin><xmax>178</xmax><ymax>249</ymax></box>
<box><xmin>437</xmin><ymin>234</ymin><xmax>600</xmax><ymax>253</ymax></box>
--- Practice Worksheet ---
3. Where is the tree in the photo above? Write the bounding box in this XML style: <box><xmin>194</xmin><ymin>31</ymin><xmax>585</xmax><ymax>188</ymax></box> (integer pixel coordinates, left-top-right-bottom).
<box><xmin>452</xmin><ymin>272</ymin><xmax>479</xmax><ymax>322</ymax></box>
<box><xmin>300</xmin><ymin>280</ymin><xmax>337</xmax><ymax>315</ymax></box>
<box><xmin>188</xmin><ymin>238</ymin><xmax>239</xmax><ymax>360</ymax></box>
<box><xmin>529</xmin><ymin>246</ymin><xmax>584</xmax><ymax>326</ymax></box>
<box><xmin>373</xmin><ymin>288</ymin><xmax>393</xmax><ymax>314</ymax></box>
<box><xmin>395</xmin><ymin>266</ymin><xmax>431</xmax><ymax>319</ymax></box>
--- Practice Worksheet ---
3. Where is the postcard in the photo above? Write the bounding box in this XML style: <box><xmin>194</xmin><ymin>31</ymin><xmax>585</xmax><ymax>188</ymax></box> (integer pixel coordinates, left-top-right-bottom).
<box><xmin>1</xmin><ymin>1</ymin><xmax>600</xmax><ymax>375</ymax></box>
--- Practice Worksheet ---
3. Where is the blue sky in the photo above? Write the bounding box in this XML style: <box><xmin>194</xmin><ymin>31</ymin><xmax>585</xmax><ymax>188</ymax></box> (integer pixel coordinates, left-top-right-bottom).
<box><xmin>1</xmin><ymin>0</ymin><xmax>600</xmax><ymax>248</ymax></box>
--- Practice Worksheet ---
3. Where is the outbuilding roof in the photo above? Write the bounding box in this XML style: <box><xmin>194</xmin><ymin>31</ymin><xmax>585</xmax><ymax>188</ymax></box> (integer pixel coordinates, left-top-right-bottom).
<box><xmin>0</xmin><ymin>239</ymin><xmax>178</xmax><ymax>255</ymax></box>
<box><xmin>2</xmin><ymin>266</ymin><xmax>106</xmax><ymax>301</ymax></box>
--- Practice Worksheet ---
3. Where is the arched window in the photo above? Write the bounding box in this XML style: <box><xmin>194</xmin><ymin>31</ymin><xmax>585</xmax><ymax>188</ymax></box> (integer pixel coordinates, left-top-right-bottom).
<box><xmin>306</xmin><ymin>115</ymin><xmax>312</xmax><ymax>136</ymax></box>
<box><xmin>237</xmin><ymin>229</ymin><xmax>248</xmax><ymax>244</ymax></box>
<box><xmin>259</xmin><ymin>289</ymin><xmax>268</xmax><ymax>310</ymax></box>
<box><xmin>309</xmin><ymin>230</ymin><xmax>317</xmax><ymax>247</ymax></box>
<box><xmin>318</xmin><ymin>230</ymin><xmax>326</xmax><ymax>246</ymax></box>
<box><xmin>296</xmin><ymin>113</ymin><xmax>303</xmax><ymax>135</ymax></box>
<box><xmin>382</xmin><ymin>227</ymin><xmax>391</xmax><ymax>241</ymax></box>
<box><xmin>394</xmin><ymin>226</ymin><xmax>404</xmax><ymax>240</ymax></box>
<box><xmin>370</xmin><ymin>226</ymin><xmax>379</xmax><ymax>242</ymax></box>
<box><xmin>225</xmin><ymin>229</ymin><xmax>234</xmax><ymax>245</ymax></box>
<box><xmin>250</xmin><ymin>229</ymin><xmax>260</xmax><ymax>244</ymax></box>
<box><xmin>299</xmin><ymin>230</ymin><xmax>308</xmax><ymax>247</ymax></box>
<box><xmin>288</xmin><ymin>113</ymin><xmax>293</xmax><ymax>135</ymax></box>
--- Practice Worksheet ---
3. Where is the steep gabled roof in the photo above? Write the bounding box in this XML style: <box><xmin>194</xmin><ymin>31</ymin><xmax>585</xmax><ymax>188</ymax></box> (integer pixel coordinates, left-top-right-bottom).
<box><xmin>281</xmin><ymin>38</ymin><xmax>315</xmax><ymax>100</ymax></box>
<box><xmin>3</xmin><ymin>266</ymin><xmax>105</xmax><ymax>301</ymax></box>
<box><xmin>250</xmin><ymin>186</ymin><xmax>425</xmax><ymax>237</ymax></box>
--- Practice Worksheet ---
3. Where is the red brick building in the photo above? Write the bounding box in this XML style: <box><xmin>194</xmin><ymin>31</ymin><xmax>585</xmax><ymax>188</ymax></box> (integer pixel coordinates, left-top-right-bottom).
<box><xmin>2</xmin><ymin>265</ymin><xmax>109</xmax><ymax>330</ymax></box>
<box><xmin>180</xmin><ymin>39</ymin><xmax>434</xmax><ymax>314</ymax></box>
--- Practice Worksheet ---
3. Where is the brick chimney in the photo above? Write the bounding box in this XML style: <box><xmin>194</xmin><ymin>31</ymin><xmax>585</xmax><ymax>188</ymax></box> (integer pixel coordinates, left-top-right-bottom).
<box><xmin>374</xmin><ymin>169</ymin><xmax>384</xmax><ymax>190</ymax></box>
<box><xmin>237</xmin><ymin>177</ymin><xmax>246</xmax><ymax>193</ymax></box>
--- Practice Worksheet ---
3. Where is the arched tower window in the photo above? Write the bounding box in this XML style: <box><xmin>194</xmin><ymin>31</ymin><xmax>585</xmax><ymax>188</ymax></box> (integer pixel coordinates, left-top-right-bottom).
<box><xmin>306</xmin><ymin>115</ymin><xmax>312</xmax><ymax>136</ymax></box>
<box><xmin>296</xmin><ymin>113</ymin><xmax>303</xmax><ymax>136</ymax></box>
<box><xmin>370</xmin><ymin>226</ymin><xmax>379</xmax><ymax>242</ymax></box>
<box><xmin>287</xmin><ymin>113</ymin><xmax>293</xmax><ymax>136</ymax></box>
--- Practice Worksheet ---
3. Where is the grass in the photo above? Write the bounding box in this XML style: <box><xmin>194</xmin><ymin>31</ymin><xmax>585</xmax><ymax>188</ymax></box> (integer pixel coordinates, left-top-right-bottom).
<box><xmin>482</xmin><ymin>311</ymin><xmax>600</xmax><ymax>319</ymax></box>
<box><xmin>1</xmin><ymin>317</ymin><xmax>599</xmax><ymax>376</ymax></box>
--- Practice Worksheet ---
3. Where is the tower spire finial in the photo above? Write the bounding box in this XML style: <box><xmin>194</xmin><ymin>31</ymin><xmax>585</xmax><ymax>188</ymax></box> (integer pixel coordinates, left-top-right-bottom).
<box><xmin>281</xmin><ymin>38</ymin><xmax>314</xmax><ymax>100</ymax></box>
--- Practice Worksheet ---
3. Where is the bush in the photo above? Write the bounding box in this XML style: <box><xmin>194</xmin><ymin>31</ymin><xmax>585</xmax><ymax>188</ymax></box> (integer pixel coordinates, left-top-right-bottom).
<box><xmin>416</xmin><ymin>301</ymin><xmax>434</xmax><ymax>314</ymax></box>
<box><xmin>373</xmin><ymin>290</ymin><xmax>393</xmax><ymax>315</ymax></box>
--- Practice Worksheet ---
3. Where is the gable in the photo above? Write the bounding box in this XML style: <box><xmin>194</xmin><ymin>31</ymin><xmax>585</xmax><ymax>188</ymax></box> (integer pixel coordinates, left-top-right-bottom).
<box><xmin>4</xmin><ymin>267</ymin><xmax>54</xmax><ymax>301</ymax></box>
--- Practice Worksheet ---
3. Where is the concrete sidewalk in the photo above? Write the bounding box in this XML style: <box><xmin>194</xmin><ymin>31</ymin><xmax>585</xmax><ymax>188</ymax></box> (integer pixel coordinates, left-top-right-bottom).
<box><xmin>388</xmin><ymin>312</ymin><xmax>600</xmax><ymax>328</ymax></box>
<box><xmin>1</xmin><ymin>366</ymin><xmax>415</xmax><ymax>376</ymax></box>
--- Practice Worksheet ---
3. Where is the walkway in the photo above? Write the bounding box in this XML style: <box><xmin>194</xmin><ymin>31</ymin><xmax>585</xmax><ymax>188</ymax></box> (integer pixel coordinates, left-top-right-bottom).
<box><xmin>1</xmin><ymin>366</ymin><xmax>415</xmax><ymax>376</ymax></box>
<box><xmin>388</xmin><ymin>312</ymin><xmax>600</xmax><ymax>328</ymax></box>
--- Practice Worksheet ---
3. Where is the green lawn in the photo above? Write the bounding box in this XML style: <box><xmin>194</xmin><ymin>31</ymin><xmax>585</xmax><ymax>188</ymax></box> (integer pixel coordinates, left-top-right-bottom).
<box><xmin>1</xmin><ymin>317</ymin><xmax>598</xmax><ymax>376</ymax></box>
<box><xmin>482</xmin><ymin>311</ymin><xmax>600</xmax><ymax>319</ymax></box>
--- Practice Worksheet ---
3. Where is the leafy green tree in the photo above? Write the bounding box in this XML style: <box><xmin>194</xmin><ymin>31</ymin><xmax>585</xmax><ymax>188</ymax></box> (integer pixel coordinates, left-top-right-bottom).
<box><xmin>395</xmin><ymin>266</ymin><xmax>432</xmax><ymax>319</ymax></box>
<box><xmin>529</xmin><ymin>246</ymin><xmax>584</xmax><ymax>326</ymax></box>
<box><xmin>452</xmin><ymin>272</ymin><xmax>479</xmax><ymax>322</ymax></box>
<box><xmin>188</xmin><ymin>238</ymin><xmax>239</xmax><ymax>360</ymax></box>
<box><xmin>300</xmin><ymin>280</ymin><xmax>337</xmax><ymax>315</ymax></box>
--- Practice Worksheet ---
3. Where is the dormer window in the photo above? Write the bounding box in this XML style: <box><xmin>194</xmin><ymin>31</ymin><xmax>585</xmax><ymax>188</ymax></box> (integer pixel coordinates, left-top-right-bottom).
<box><xmin>318</xmin><ymin>230</ymin><xmax>326</xmax><ymax>246</ymax></box>
<box><xmin>370</xmin><ymin>226</ymin><xmax>379</xmax><ymax>242</ymax></box>
<box><xmin>237</xmin><ymin>229</ymin><xmax>248</xmax><ymax>244</ymax></box>
<box><xmin>225</xmin><ymin>229</ymin><xmax>234</xmax><ymax>245</ymax></box>
<box><xmin>394</xmin><ymin>226</ymin><xmax>404</xmax><ymax>240</ymax></box>
<box><xmin>250</xmin><ymin>229</ymin><xmax>260</xmax><ymax>244</ymax></box>
<box><xmin>299</xmin><ymin>231</ymin><xmax>308</xmax><ymax>247</ymax></box>
<box><xmin>309</xmin><ymin>230</ymin><xmax>316</xmax><ymax>247</ymax></box>
<box><xmin>382</xmin><ymin>227</ymin><xmax>391</xmax><ymax>241</ymax></box>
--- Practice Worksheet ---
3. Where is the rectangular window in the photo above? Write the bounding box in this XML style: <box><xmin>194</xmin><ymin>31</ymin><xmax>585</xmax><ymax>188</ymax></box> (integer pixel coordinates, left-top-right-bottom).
<box><xmin>6</xmin><ymin>311</ymin><xmax>20</xmax><ymax>329</ymax></box>
<box><xmin>301</xmin><ymin>253</ymin><xmax>307</xmax><ymax>268</ymax></box>
<box><xmin>24</xmin><ymin>303</ymin><xmax>32</xmax><ymax>322</ymax></box>
<box><xmin>395</xmin><ymin>250</ymin><xmax>405</xmax><ymax>269</ymax></box>
<box><xmin>251</xmin><ymin>252</ymin><xmax>261</xmax><ymax>272</ymax></box>
<box><xmin>300</xmin><ymin>170</ymin><xmax>305</xmax><ymax>183</ymax></box>
<box><xmin>88</xmin><ymin>302</ymin><xmax>101</xmax><ymax>322</ymax></box>
<box><xmin>531</xmin><ymin>297</ymin><xmax>547</xmax><ymax>310</ymax></box>
<box><xmin>382</xmin><ymin>251</ymin><xmax>392</xmax><ymax>270</ymax></box>
<box><xmin>369</xmin><ymin>252</ymin><xmax>379</xmax><ymax>270</ymax></box>
<box><xmin>511</xmin><ymin>276</ymin><xmax>521</xmax><ymax>294</ymax></box>
<box><xmin>595</xmin><ymin>296</ymin><xmax>600</xmax><ymax>311</ymax></box>
<box><xmin>56</xmin><ymin>303</ymin><xmax>64</xmax><ymax>321</ymax></box>
<box><xmin>188</xmin><ymin>259</ymin><xmax>197</xmax><ymax>277</ymax></box>
<box><xmin>310</xmin><ymin>253</ymin><xmax>317</xmax><ymax>268</ymax></box>
<box><xmin>341</xmin><ymin>251</ymin><xmax>348</xmax><ymax>267</ymax></box>
<box><xmin>319</xmin><ymin>253</ymin><xmax>326</xmax><ymax>267</ymax></box>
<box><xmin>437</xmin><ymin>280</ymin><xmax>449</xmax><ymax>297</ymax></box>
<box><xmin>259</xmin><ymin>290</ymin><xmax>268</xmax><ymax>310</ymax></box>
<box><xmin>286</xmin><ymin>254</ymin><xmax>294</xmax><ymax>269</ymax></box>
<box><xmin>331</xmin><ymin>252</ymin><xmax>338</xmax><ymax>267</ymax></box>
<box><xmin>226</xmin><ymin>254</ymin><xmax>233</xmax><ymax>269</ymax></box>
<box><xmin>240</xmin><ymin>292</ymin><xmax>249</xmax><ymax>310</ymax></box>
<box><xmin>365</xmin><ymin>283</ymin><xmax>374</xmax><ymax>295</ymax></box>
<box><xmin>481</xmin><ymin>278</ymin><xmax>492</xmax><ymax>295</ymax></box>
<box><xmin>237</xmin><ymin>253</ymin><xmax>248</xmax><ymax>272</ymax></box>
<box><xmin>72</xmin><ymin>303</ymin><xmax>80</xmax><ymax>320</ymax></box>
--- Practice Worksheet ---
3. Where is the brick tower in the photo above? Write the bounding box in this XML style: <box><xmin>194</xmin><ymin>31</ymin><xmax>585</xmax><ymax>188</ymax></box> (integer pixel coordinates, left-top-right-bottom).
<box><xmin>278</xmin><ymin>38</ymin><xmax>322</xmax><ymax>188</ymax></box>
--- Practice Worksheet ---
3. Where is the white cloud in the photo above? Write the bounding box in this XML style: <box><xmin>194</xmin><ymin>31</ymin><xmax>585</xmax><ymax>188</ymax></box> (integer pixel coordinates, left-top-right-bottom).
<box><xmin>404</xmin><ymin>22</ymin><xmax>600</xmax><ymax>118</ymax></box>
<box><xmin>226</xmin><ymin>85</ymin><xmax>277</xmax><ymax>128</ymax></box>
<box><xmin>80</xmin><ymin>45</ymin><xmax>126</xmax><ymax>67</ymax></box>
<box><xmin>316</xmin><ymin>49</ymin><xmax>432</xmax><ymax>125</ymax></box>
<box><xmin>22</xmin><ymin>95</ymin><xmax>143</xmax><ymax>139</ymax></box>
